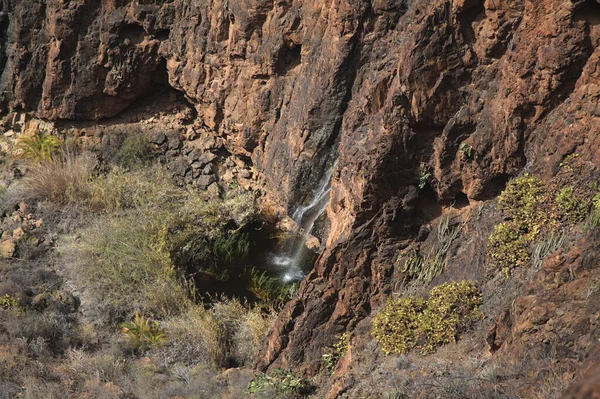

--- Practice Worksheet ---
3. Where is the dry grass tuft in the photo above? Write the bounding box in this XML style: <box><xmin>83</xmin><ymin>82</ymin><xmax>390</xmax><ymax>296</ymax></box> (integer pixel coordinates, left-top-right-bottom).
<box><xmin>6</xmin><ymin>154</ymin><xmax>95</xmax><ymax>207</ymax></box>
<box><xmin>159</xmin><ymin>299</ymin><xmax>275</xmax><ymax>368</ymax></box>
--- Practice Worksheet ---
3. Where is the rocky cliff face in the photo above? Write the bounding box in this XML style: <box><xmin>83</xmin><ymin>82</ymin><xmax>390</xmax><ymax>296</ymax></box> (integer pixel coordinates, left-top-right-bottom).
<box><xmin>2</xmin><ymin>0</ymin><xmax>600</xmax><ymax>392</ymax></box>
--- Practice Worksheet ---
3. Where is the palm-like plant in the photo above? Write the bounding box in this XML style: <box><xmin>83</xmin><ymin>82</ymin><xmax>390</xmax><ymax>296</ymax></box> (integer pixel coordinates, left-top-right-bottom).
<box><xmin>121</xmin><ymin>312</ymin><xmax>167</xmax><ymax>350</ymax></box>
<box><xmin>17</xmin><ymin>130</ymin><xmax>61</xmax><ymax>162</ymax></box>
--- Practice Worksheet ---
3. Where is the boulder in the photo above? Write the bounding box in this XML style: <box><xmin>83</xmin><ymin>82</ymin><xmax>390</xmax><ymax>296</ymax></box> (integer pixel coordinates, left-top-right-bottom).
<box><xmin>0</xmin><ymin>240</ymin><xmax>16</xmax><ymax>258</ymax></box>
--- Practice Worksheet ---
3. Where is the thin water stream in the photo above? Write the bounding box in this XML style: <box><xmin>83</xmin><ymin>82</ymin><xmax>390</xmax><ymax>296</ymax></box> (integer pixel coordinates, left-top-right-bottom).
<box><xmin>270</xmin><ymin>162</ymin><xmax>337</xmax><ymax>282</ymax></box>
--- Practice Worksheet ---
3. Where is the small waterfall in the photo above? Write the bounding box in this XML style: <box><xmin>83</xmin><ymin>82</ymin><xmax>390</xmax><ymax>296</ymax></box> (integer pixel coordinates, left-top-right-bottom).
<box><xmin>270</xmin><ymin>162</ymin><xmax>337</xmax><ymax>282</ymax></box>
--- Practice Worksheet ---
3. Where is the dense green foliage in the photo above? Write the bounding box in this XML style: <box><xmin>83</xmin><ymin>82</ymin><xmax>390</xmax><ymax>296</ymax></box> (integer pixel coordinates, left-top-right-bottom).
<box><xmin>17</xmin><ymin>130</ymin><xmax>61</xmax><ymax>162</ymax></box>
<box><xmin>0</xmin><ymin>294</ymin><xmax>20</xmax><ymax>311</ymax></box>
<box><xmin>121</xmin><ymin>312</ymin><xmax>167</xmax><ymax>351</ymax></box>
<box><xmin>497</xmin><ymin>174</ymin><xmax>546</xmax><ymax>227</ymax></box>
<box><xmin>488</xmin><ymin>173</ymin><xmax>594</xmax><ymax>275</ymax></box>
<box><xmin>372</xmin><ymin>281</ymin><xmax>483</xmax><ymax>355</ymax></box>
<box><xmin>487</xmin><ymin>222</ymin><xmax>531</xmax><ymax>276</ymax></box>
<box><xmin>556</xmin><ymin>186</ymin><xmax>588</xmax><ymax>223</ymax></box>
<box><xmin>247</xmin><ymin>369</ymin><xmax>313</xmax><ymax>397</ymax></box>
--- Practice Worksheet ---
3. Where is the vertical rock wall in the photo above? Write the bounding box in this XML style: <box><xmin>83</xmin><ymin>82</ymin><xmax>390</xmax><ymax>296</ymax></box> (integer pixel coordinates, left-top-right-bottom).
<box><xmin>1</xmin><ymin>0</ymin><xmax>600</xmax><ymax>375</ymax></box>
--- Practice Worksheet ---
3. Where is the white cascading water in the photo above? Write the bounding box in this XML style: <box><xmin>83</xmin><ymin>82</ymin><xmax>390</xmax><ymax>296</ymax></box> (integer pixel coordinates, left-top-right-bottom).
<box><xmin>270</xmin><ymin>162</ymin><xmax>337</xmax><ymax>282</ymax></box>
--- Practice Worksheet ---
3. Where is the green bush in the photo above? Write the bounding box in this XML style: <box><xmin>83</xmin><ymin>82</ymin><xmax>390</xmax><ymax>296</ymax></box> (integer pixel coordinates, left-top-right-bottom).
<box><xmin>489</xmin><ymin>174</ymin><xmax>596</xmax><ymax>274</ymax></box>
<box><xmin>17</xmin><ymin>130</ymin><xmax>61</xmax><ymax>162</ymax></box>
<box><xmin>0</xmin><ymin>294</ymin><xmax>20</xmax><ymax>311</ymax></box>
<box><xmin>121</xmin><ymin>312</ymin><xmax>167</xmax><ymax>351</ymax></box>
<box><xmin>498</xmin><ymin>173</ymin><xmax>546</xmax><ymax>229</ymax></box>
<box><xmin>372</xmin><ymin>281</ymin><xmax>483</xmax><ymax>355</ymax></box>
<box><xmin>372</xmin><ymin>297</ymin><xmax>425</xmax><ymax>355</ymax></box>
<box><xmin>247</xmin><ymin>268</ymin><xmax>293</xmax><ymax>307</ymax></box>
<box><xmin>556</xmin><ymin>186</ymin><xmax>589</xmax><ymax>223</ymax></box>
<box><xmin>247</xmin><ymin>369</ymin><xmax>313</xmax><ymax>397</ymax></box>
<box><xmin>419</xmin><ymin>281</ymin><xmax>484</xmax><ymax>353</ymax></box>
<box><xmin>487</xmin><ymin>222</ymin><xmax>531</xmax><ymax>276</ymax></box>
<box><xmin>488</xmin><ymin>174</ymin><xmax>547</xmax><ymax>274</ymax></box>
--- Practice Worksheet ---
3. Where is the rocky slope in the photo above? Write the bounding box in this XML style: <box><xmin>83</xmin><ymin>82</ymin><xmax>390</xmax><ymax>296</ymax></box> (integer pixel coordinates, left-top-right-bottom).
<box><xmin>2</xmin><ymin>0</ymin><xmax>600</xmax><ymax>397</ymax></box>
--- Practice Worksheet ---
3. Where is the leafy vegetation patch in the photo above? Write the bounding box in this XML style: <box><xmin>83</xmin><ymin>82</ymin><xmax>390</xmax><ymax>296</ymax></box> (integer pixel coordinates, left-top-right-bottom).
<box><xmin>247</xmin><ymin>267</ymin><xmax>295</xmax><ymax>307</ymax></box>
<box><xmin>16</xmin><ymin>130</ymin><xmax>61</xmax><ymax>162</ymax></box>
<box><xmin>321</xmin><ymin>332</ymin><xmax>349</xmax><ymax>373</ymax></box>
<box><xmin>372</xmin><ymin>281</ymin><xmax>483</xmax><ymax>355</ymax></box>
<box><xmin>487</xmin><ymin>222</ymin><xmax>531</xmax><ymax>276</ymax></box>
<box><xmin>556</xmin><ymin>186</ymin><xmax>588</xmax><ymax>223</ymax></box>
<box><xmin>247</xmin><ymin>369</ymin><xmax>314</xmax><ymax>397</ymax></box>
<box><xmin>0</xmin><ymin>294</ymin><xmax>20</xmax><ymax>311</ymax></box>
<box><xmin>488</xmin><ymin>173</ymin><xmax>594</xmax><ymax>275</ymax></box>
<box><xmin>497</xmin><ymin>173</ymin><xmax>547</xmax><ymax>229</ymax></box>
<box><xmin>121</xmin><ymin>312</ymin><xmax>167</xmax><ymax>352</ymax></box>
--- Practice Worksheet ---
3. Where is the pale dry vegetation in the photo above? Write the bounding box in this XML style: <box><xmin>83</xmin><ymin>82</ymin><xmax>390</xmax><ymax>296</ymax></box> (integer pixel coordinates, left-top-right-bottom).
<box><xmin>0</xmin><ymin>134</ymin><xmax>285</xmax><ymax>398</ymax></box>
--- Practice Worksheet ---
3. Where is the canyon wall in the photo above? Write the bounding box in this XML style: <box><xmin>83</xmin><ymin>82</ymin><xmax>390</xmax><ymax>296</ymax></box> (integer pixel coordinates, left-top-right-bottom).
<box><xmin>2</xmin><ymin>0</ymin><xmax>600</xmax><ymax>378</ymax></box>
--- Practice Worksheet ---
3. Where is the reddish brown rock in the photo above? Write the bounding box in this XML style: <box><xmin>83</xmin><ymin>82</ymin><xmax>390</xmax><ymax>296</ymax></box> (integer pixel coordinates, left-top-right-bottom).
<box><xmin>2</xmin><ymin>0</ymin><xmax>600</xmax><ymax>386</ymax></box>
<box><xmin>562</xmin><ymin>364</ymin><xmax>600</xmax><ymax>399</ymax></box>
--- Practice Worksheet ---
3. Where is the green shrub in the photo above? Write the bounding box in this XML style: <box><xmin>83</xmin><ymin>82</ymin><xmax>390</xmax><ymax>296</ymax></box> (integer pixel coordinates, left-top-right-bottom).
<box><xmin>121</xmin><ymin>312</ymin><xmax>167</xmax><ymax>351</ymax></box>
<box><xmin>321</xmin><ymin>333</ymin><xmax>349</xmax><ymax>372</ymax></box>
<box><xmin>490</xmin><ymin>174</ymin><xmax>598</xmax><ymax>274</ymax></box>
<box><xmin>487</xmin><ymin>222</ymin><xmax>531</xmax><ymax>276</ymax></box>
<box><xmin>488</xmin><ymin>174</ymin><xmax>548</xmax><ymax>274</ymax></box>
<box><xmin>418</xmin><ymin>281</ymin><xmax>484</xmax><ymax>353</ymax></box>
<box><xmin>417</xmin><ymin>163</ymin><xmax>431</xmax><ymax>190</ymax></box>
<box><xmin>0</xmin><ymin>294</ymin><xmax>20</xmax><ymax>310</ymax></box>
<box><xmin>459</xmin><ymin>142</ymin><xmax>473</xmax><ymax>160</ymax></box>
<box><xmin>556</xmin><ymin>186</ymin><xmax>589</xmax><ymax>223</ymax></box>
<box><xmin>247</xmin><ymin>369</ymin><xmax>313</xmax><ymax>397</ymax></box>
<box><xmin>17</xmin><ymin>130</ymin><xmax>61</xmax><ymax>162</ymax></box>
<box><xmin>247</xmin><ymin>268</ymin><xmax>293</xmax><ymax>307</ymax></box>
<box><xmin>498</xmin><ymin>173</ymin><xmax>546</xmax><ymax>228</ymax></box>
<box><xmin>372</xmin><ymin>281</ymin><xmax>483</xmax><ymax>355</ymax></box>
<box><xmin>372</xmin><ymin>296</ymin><xmax>426</xmax><ymax>355</ymax></box>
